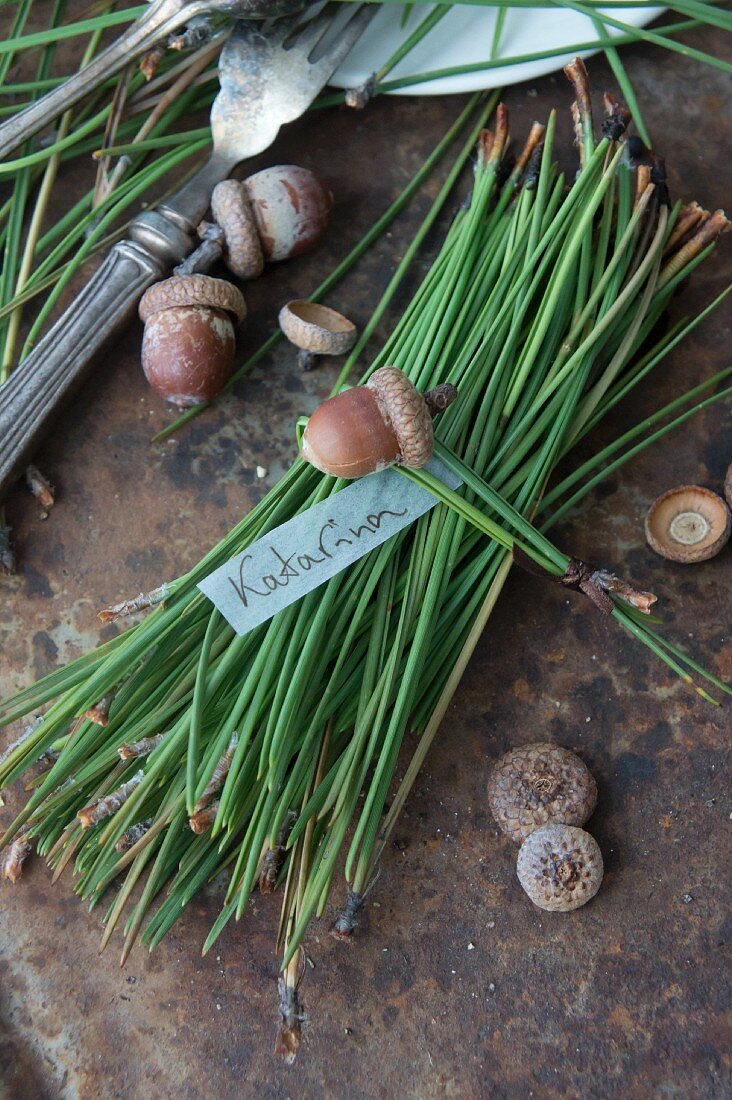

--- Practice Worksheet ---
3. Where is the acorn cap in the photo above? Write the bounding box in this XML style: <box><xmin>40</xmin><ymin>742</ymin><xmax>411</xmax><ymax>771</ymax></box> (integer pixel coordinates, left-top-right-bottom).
<box><xmin>487</xmin><ymin>742</ymin><xmax>597</xmax><ymax>843</ymax></box>
<box><xmin>367</xmin><ymin>366</ymin><xmax>434</xmax><ymax>469</ymax></box>
<box><xmin>725</xmin><ymin>462</ymin><xmax>732</xmax><ymax>510</ymax></box>
<box><xmin>210</xmin><ymin>180</ymin><xmax>264</xmax><ymax>280</ymax></box>
<box><xmin>278</xmin><ymin>300</ymin><xmax>357</xmax><ymax>356</ymax></box>
<box><xmin>645</xmin><ymin>484</ymin><xmax>731</xmax><ymax>563</ymax></box>
<box><xmin>139</xmin><ymin>274</ymin><xmax>246</xmax><ymax>326</ymax></box>
<box><xmin>516</xmin><ymin>824</ymin><xmax>603</xmax><ymax>912</ymax></box>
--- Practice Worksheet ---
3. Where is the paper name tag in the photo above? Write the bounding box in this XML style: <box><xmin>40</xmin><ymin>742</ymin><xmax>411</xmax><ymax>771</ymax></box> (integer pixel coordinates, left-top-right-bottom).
<box><xmin>198</xmin><ymin>458</ymin><xmax>461</xmax><ymax>637</ymax></box>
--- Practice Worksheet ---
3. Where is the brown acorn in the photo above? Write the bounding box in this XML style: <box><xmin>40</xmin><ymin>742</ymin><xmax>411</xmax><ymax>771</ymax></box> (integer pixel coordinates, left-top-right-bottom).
<box><xmin>516</xmin><ymin>824</ymin><xmax>603</xmax><ymax>912</ymax></box>
<box><xmin>487</xmin><ymin>742</ymin><xmax>597</xmax><ymax>843</ymax></box>
<box><xmin>301</xmin><ymin>367</ymin><xmax>457</xmax><ymax>479</ymax></box>
<box><xmin>138</xmin><ymin>274</ymin><xmax>246</xmax><ymax>407</ymax></box>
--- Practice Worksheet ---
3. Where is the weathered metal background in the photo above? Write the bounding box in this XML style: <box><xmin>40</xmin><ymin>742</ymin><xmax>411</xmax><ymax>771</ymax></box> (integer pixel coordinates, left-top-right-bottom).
<box><xmin>0</xmin><ymin>12</ymin><xmax>730</xmax><ymax>1098</ymax></box>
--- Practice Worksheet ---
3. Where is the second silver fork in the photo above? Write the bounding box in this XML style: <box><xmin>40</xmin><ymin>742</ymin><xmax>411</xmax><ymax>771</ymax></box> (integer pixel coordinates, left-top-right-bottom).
<box><xmin>0</xmin><ymin>4</ymin><xmax>375</xmax><ymax>503</ymax></box>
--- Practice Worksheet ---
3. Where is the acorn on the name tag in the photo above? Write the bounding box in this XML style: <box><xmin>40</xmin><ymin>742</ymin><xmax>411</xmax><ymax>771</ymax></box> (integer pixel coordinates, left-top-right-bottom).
<box><xmin>301</xmin><ymin>367</ymin><xmax>458</xmax><ymax>479</ymax></box>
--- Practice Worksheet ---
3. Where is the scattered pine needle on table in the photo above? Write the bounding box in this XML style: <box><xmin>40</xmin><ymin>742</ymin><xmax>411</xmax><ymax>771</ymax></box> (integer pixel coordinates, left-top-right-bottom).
<box><xmin>1</xmin><ymin>61</ymin><xmax>730</xmax><ymax>1061</ymax></box>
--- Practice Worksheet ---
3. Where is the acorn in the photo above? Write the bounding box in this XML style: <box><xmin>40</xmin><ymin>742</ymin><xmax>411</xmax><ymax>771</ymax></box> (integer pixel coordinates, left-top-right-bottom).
<box><xmin>185</xmin><ymin>166</ymin><xmax>333</xmax><ymax>280</ymax></box>
<box><xmin>645</xmin><ymin>484</ymin><xmax>731</xmax><ymax>563</ymax></box>
<box><xmin>487</xmin><ymin>742</ymin><xmax>597</xmax><ymax>843</ymax></box>
<box><xmin>279</xmin><ymin>300</ymin><xmax>357</xmax><ymax>370</ymax></box>
<box><xmin>301</xmin><ymin>367</ymin><xmax>457</xmax><ymax>479</ymax></box>
<box><xmin>516</xmin><ymin>824</ymin><xmax>603</xmax><ymax>912</ymax></box>
<box><xmin>138</xmin><ymin>274</ymin><xmax>246</xmax><ymax>407</ymax></box>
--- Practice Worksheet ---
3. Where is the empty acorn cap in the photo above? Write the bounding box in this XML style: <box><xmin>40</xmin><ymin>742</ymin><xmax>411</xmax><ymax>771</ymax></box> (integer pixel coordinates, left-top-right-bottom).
<box><xmin>645</xmin><ymin>485</ymin><xmax>731</xmax><ymax>563</ymax></box>
<box><xmin>279</xmin><ymin>300</ymin><xmax>357</xmax><ymax>356</ymax></box>
<box><xmin>488</xmin><ymin>742</ymin><xmax>597</xmax><ymax>843</ymax></box>
<box><xmin>725</xmin><ymin>462</ymin><xmax>732</xmax><ymax>510</ymax></box>
<box><xmin>516</xmin><ymin>824</ymin><xmax>603</xmax><ymax>912</ymax></box>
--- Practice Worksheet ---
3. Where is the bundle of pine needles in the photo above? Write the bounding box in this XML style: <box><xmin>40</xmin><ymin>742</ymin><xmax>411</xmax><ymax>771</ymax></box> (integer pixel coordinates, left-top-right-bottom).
<box><xmin>1</xmin><ymin>64</ymin><xmax>730</xmax><ymax>1057</ymax></box>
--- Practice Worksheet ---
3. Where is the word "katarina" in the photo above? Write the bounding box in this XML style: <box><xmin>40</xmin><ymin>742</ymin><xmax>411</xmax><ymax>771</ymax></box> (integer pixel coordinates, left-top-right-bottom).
<box><xmin>228</xmin><ymin>508</ymin><xmax>408</xmax><ymax>607</ymax></box>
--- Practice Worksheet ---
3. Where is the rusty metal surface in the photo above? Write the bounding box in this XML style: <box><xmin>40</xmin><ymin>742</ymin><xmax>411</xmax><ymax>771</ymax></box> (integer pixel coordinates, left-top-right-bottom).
<box><xmin>0</xmin><ymin>18</ymin><xmax>730</xmax><ymax>1100</ymax></box>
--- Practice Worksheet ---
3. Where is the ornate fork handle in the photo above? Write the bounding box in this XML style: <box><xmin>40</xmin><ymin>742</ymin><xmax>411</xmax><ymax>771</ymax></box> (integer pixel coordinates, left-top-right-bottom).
<box><xmin>0</xmin><ymin>236</ymin><xmax>176</xmax><ymax>500</ymax></box>
<box><xmin>0</xmin><ymin>0</ymin><xmax>208</xmax><ymax>161</ymax></box>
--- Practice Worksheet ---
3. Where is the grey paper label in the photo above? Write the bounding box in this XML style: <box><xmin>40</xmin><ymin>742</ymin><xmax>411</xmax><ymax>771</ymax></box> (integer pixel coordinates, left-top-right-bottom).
<box><xmin>198</xmin><ymin>457</ymin><xmax>461</xmax><ymax>637</ymax></box>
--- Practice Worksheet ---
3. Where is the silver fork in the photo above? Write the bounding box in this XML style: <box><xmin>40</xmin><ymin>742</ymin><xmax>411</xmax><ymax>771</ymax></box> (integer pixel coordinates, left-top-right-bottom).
<box><xmin>0</xmin><ymin>5</ymin><xmax>374</xmax><ymax>502</ymax></box>
<box><xmin>0</xmin><ymin>0</ymin><xmax>306</xmax><ymax>162</ymax></box>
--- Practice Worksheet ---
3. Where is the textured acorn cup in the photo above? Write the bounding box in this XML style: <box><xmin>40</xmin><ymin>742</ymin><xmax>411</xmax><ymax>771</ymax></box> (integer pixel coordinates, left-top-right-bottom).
<box><xmin>139</xmin><ymin>275</ymin><xmax>246</xmax><ymax>408</ymax></box>
<box><xmin>279</xmin><ymin>300</ymin><xmax>357</xmax><ymax>356</ymax></box>
<box><xmin>301</xmin><ymin>367</ymin><xmax>457</xmax><ymax>479</ymax></box>
<box><xmin>210</xmin><ymin>179</ymin><xmax>264</xmax><ymax>279</ymax></box>
<box><xmin>645</xmin><ymin>485</ymin><xmax>731</xmax><ymax>563</ymax></box>
<box><xmin>487</xmin><ymin>742</ymin><xmax>597</xmax><ymax>843</ymax></box>
<box><xmin>243</xmin><ymin>165</ymin><xmax>333</xmax><ymax>262</ymax></box>
<box><xmin>516</xmin><ymin>824</ymin><xmax>603</xmax><ymax>912</ymax></box>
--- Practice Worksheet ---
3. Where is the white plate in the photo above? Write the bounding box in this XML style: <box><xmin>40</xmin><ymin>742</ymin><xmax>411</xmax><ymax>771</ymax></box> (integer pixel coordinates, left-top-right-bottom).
<box><xmin>331</xmin><ymin>4</ymin><xmax>666</xmax><ymax>96</ymax></box>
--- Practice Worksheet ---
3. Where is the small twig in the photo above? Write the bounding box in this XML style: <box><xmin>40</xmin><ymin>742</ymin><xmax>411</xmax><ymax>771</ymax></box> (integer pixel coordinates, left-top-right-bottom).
<box><xmin>663</xmin><ymin>202</ymin><xmax>708</xmax><ymax>256</ymax></box>
<box><xmin>77</xmin><ymin>771</ymin><xmax>143</xmax><ymax>829</ymax></box>
<box><xmin>194</xmin><ymin>733</ymin><xmax>238</xmax><ymax>814</ymax></box>
<box><xmin>424</xmin><ymin>382</ymin><xmax>458</xmax><ymax>416</ymax></box>
<box><xmin>0</xmin><ymin>716</ymin><xmax>43</xmax><ymax>769</ymax></box>
<box><xmin>345</xmin><ymin>74</ymin><xmax>375</xmax><ymax>110</ymax></box>
<box><xmin>564</xmin><ymin>57</ymin><xmax>593</xmax><ymax>167</ymax></box>
<box><xmin>118</xmin><ymin>733</ymin><xmax>165</xmax><ymax>761</ymax></box>
<box><xmin>99</xmin><ymin>584</ymin><xmax>169</xmax><ymax>623</ymax></box>
<box><xmin>189</xmin><ymin>800</ymin><xmax>219</xmax><ymax>834</ymax></box>
<box><xmin>260</xmin><ymin>810</ymin><xmax>297</xmax><ymax>893</ymax></box>
<box><xmin>93</xmin><ymin>62</ymin><xmax>134</xmax><ymax>209</ymax></box>
<box><xmin>2</xmin><ymin>831</ymin><xmax>33</xmax><ymax>883</ymax></box>
<box><xmin>601</xmin><ymin>92</ymin><xmax>631</xmax><ymax>142</ymax></box>
<box><xmin>168</xmin><ymin>14</ymin><xmax>214</xmax><ymax>52</ymax></box>
<box><xmin>115</xmin><ymin>818</ymin><xmax>153</xmax><ymax>852</ymax></box>
<box><xmin>84</xmin><ymin>691</ymin><xmax>115</xmax><ymax>727</ymax></box>
<box><xmin>331</xmin><ymin>887</ymin><xmax>364</xmax><ymax>940</ymax></box>
<box><xmin>0</xmin><ymin>523</ymin><xmax>13</xmax><ymax>576</ymax></box>
<box><xmin>25</xmin><ymin>464</ymin><xmax>55</xmax><ymax>509</ymax></box>
<box><xmin>658</xmin><ymin>209</ymin><xmax>730</xmax><ymax>289</ymax></box>
<box><xmin>174</xmin><ymin>221</ymin><xmax>224</xmax><ymax>276</ymax></box>
<box><xmin>275</xmin><ymin>952</ymin><xmax>306</xmax><ymax>1063</ymax></box>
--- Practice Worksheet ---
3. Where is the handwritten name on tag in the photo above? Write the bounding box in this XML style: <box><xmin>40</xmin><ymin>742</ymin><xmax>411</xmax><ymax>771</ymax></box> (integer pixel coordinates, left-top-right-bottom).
<box><xmin>198</xmin><ymin>458</ymin><xmax>461</xmax><ymax>637</ymax></box>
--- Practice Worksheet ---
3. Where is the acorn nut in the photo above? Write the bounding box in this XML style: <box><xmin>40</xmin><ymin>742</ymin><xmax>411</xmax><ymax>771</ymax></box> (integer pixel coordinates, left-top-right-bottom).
<box><xmin>139</xmin><ymin>274</ymin><xmax>246</xmax><ymax>407</ymax></box>
<box><xmin>645</xmin><ymin>484</ymin><xmax>731</xmax><ymax>563</ymax></box>
<box><xmin>279</xmin><ymin>300</ymin><xmax>357</xmax><ymax>370</ymax></box>
<box><xmin>199</xmin><ymin>166</ymin><xmax>332</xmax><ymax>280</ymax></box>
<box><xmin>301</xmin><ymin>366</ymin><xmax>457</xmax><ymax>479</ymax></box>
<box><xmin>488</xmin><ymin>742</ymin><xmax>597</xmax><ymax>843</ymax></box>
<box><xmin>516</xmin><ymin>824</ymin><xmax>603</xmax><ymax>912</ymax></box>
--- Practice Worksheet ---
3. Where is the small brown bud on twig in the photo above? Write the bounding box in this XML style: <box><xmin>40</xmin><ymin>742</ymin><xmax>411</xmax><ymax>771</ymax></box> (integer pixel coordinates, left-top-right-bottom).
<box><xmin>99</xmin><ymin>584</ymin><xmax>168</xmax><ymax>623</ymax></box>
<box><xmin>591</xmin><ymin>570</ymin><xmax>657</xmax><ymax>615</ymax></box>
<box><xmin>259</xmin><ymin>811</ymin><xmax>297</xmax><ymax>893</ymax></box>
<box><xmin>189</xmin><ymin>801</ymin><xmax>220</xmax><ymax>834</ymax></box>
<box><xmin>601</xmin><ymin>93</ymin><xmax>632</xmax><ymax>142</ymax></box>
<box><xmin>275</xmin><ymin>970</ymin><xmax>305</xmax><ymax>1064</ymax></box>
<box><xmin>344</xmin><ymin>74</ymin><xmax>375</xmax><ymax>109</ymax></box>
<box><xmin>25</xmin><ymin>465</ymin><xmax>55</xmax><ymax>509</ymax></box>
<box><xmin>84</xmin><ymin>691</ymin><xmax>115</xmax><ymax>727</ymax></box>
<box><xmin>2</xmin><ymin>832</ymin><xmax>33</xmax><ymax>883</ymax></box>
<box><xmin>77</xmin><ymin>770</ymin><xmax>143</xmax><ymax>829</ymax></box>
<box><xmin>194</xmin><ymin>733</ymin><xmax>238</xmax><ymax>814</ymax></box>
<box><xmin>118</xmin><ymin>733</ymin><xmax>165</xmax><ymax>761</ymax></box>
<box><xmin>140</xmin><ymin>43</ymin><xmax>166</xmax><ymax>81</ymax></box>
<box><xmin>331</xmin><ymin>888</ymin><xmax>364</xmax><ymax>940</ymax></box>
<box><xmin>115</xmin><ymin>818</ymin><xmax>153</xmax><ymax>852</ymax></box>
